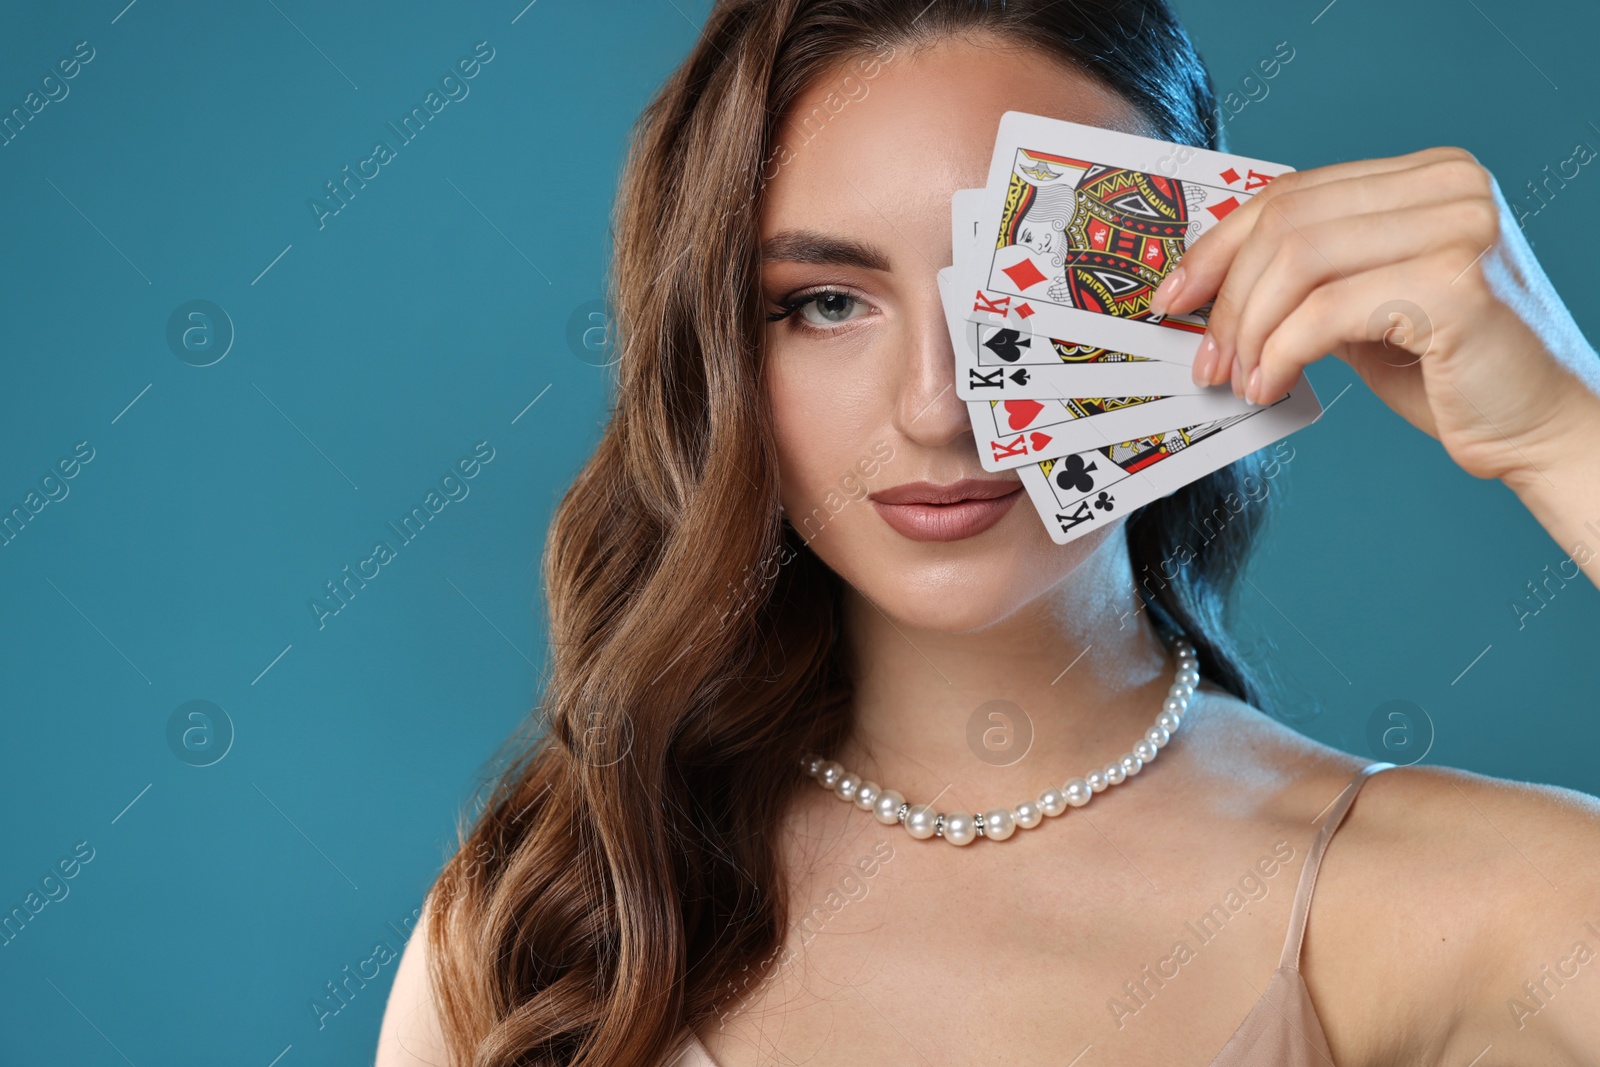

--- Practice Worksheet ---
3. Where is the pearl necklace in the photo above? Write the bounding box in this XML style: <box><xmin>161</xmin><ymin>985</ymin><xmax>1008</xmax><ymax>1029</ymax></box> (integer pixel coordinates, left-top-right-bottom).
<box><xmin>800</xmin><ymin>639</ymin><xmax>1198</xmax><ymax>845</ymax></box>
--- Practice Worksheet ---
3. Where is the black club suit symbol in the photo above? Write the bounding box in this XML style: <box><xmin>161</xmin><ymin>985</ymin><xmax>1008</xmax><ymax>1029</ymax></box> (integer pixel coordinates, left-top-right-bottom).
<box><xmin>1093</xmin><ymin>491</ymin><xmax>1115</xmax><ymax>512</ymax></box>
<box><xmin>1054</xmin><ymin>453</ymin><xmax>1099</xmax><ymax>494</ymax></box>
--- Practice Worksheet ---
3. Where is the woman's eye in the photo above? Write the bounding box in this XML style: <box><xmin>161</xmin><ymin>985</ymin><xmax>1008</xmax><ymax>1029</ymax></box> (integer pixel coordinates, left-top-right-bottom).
<box><xmin>795</xmin><ymin>290</ymin><xmax>864</xmax><ymax>326</ymax></box>
<box><xmin>765</xmin><ymin>287</ymin><xmax>874</xmax><ymax>332</ymax></box>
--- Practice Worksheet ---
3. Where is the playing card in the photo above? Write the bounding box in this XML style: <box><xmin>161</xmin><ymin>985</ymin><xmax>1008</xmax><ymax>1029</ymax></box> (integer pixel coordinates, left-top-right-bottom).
<box><xmin>960</xmin><ymin>112</ymin><xmax>1294</xmax><ymax>363</ymax></box>
<box><xmin>966</xmin><ymin>388</ymin><xmax>1282</xmax><ymax>472</ymax></box>
<box><xmin>950</xmin><ymin>187</ymin><xmax>988</xmax><ymax>261</ymax></box>
<box><xmin>950</xmin><ymin>187</ymin><xmax>1259</xmax><ymax>470</ymax></box>
<box><xmin>939</xmin><ymin>266</ymin><xmax>1211</xmax><ymax>398</ymax></box>
<box><xmin>1014</xmin><ymin>382</ymin><xmax>1322</xmax><ymax>545</ymax></box>
<box><xmin>947</xmin><ymin>190</ymin><xmax>1217</xmax><ymax>399</ymax></box>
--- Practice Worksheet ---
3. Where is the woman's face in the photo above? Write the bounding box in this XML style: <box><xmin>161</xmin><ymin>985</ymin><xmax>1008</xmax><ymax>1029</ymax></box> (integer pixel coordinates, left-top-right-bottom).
<box><xmin>760</xmin><ymin>34</ymin><xmax>1157</xmax><ymax>631</ymax></box>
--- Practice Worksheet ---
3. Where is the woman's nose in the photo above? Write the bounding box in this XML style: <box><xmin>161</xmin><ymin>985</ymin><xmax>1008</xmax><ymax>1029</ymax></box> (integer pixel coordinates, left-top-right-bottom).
<box><xmin>895</xmin><ymin>293</ymin><xmax>969</xmax><ymax>448</ymax></box>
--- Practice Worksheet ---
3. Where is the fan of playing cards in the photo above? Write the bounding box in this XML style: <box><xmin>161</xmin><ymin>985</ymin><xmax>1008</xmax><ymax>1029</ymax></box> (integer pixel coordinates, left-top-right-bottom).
<box><xmin>943</xmin><ymin>112</ymin><xmax>1323</xmax><ymax>544</ymax></box>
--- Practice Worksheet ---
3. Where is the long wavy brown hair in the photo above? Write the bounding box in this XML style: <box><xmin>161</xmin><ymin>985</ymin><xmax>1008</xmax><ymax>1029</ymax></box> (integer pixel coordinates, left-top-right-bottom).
<box><xmin>426</xmin><ymin>2</ymin><xmax>1274</xmax><ymax>1064</ymax></box>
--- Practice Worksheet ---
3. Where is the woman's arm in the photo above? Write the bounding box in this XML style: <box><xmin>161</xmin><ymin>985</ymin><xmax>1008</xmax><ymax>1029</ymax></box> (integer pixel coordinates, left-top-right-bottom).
<box><xmin>1454</xmin><ymin>772</ymin><xmax>1600</xmax><ymax>1062</ymax></box>
<box><xmin>1151</xmin><ymin>146</ymin><xmax>1600</xmax><ymax>587</ymax></box>
<box><xmin>1498</xmin><ymin>390</ymin><xmax>1600</xmax><ymax>587</ymax></box>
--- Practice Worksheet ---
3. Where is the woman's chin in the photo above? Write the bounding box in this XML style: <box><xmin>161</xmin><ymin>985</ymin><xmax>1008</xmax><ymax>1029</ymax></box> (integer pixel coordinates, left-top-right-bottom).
<box><xmin>838</xmin><ymin>565</ymin><xmax>1048</xmax><ymax>634</ymax></box>
<box><xmin>820</xmin><ymin>519</ymin><xmax>1124</xmax><ymax>634</ymax></box>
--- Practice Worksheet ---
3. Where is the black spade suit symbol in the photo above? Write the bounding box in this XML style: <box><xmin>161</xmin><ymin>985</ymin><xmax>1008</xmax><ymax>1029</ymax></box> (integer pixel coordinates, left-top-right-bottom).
<box><xmin>983</xmin><ymin>329</ymin><xmax>1031</xmax><ymax>363</ymax></box>
<box><xmin>1054</xmin><ymin>453</ymin><xmax>1099</xmax><ymax>494</ymax></box>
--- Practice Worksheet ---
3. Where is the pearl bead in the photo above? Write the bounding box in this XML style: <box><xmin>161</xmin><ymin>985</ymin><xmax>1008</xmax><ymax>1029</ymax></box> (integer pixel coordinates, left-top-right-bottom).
<box><xmin>1039</xmin><ymin>788</ymin><xmax>1067</xmax><ymax>817</ymax></box>
<box><xmin>798</xmin><ymin>638</ymin><xmax>1200</xmax><ymax>844</ymax></box>
<box><xmin>983</xmin><ymin>808</ymin><xmax>1016</xmax><ymax>840</ymax></box>
<box><xmin>1064</xmin><ymin>778</ymin><xmax>1092</xmax><ymax>806</ymax></box>
<box><xmin>904</xmin><ymin>804</ymin><xmax>939</xmax><ymax>839</ymax></box>
<box><xmin>943</xmin><ymin>811</ymin><xmax>978</xmax><ymax>845</ymax></box>
<box><xmin>1014</xmin><ymin>800</ymin><xmax>1042</xmax><ymax>829</ymax></box>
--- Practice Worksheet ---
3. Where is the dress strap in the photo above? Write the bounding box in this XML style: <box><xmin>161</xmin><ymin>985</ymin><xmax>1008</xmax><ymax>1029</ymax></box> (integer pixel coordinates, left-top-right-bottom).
<box><xmin>1277</xmin><ymin>761</ymin><xmax>1395</xmax><ymax>970</ymax></box>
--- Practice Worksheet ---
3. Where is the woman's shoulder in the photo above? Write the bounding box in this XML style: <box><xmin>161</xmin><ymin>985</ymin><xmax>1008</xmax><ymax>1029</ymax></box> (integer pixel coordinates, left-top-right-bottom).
<box><xmin>1191</xmin><ymin>686</ymin><xmax>1600</xmax><ymax>850</ymax></box>
<box><xmin>1197</xmin><ymin>687</ymin><xmax>1600</xmax><ymax>1062</ymax></box>
<box><xmin>1312</xmin><ymin>750</ymin><xmax>1600</xmax><ymax>1061</ymax></box>
<box><xmin>375</xmin><ymin>890</ymin><xmax>450</xmax><ymax>1067</ymax></box>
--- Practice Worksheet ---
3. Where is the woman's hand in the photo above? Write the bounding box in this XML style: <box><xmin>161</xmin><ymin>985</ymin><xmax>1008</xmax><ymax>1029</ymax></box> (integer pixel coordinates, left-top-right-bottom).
<box><xmin>1151</xmin><ymin>146</ymin><xmax>1600</xmax><ymax>581</ymax></box>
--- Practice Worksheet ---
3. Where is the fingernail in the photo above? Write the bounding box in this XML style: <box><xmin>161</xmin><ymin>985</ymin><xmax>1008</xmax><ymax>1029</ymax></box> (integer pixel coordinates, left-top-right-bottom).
<box><xmin>1149</xmin><ymin>267</ymin><xmax>1185</xmax><ymax>317</ymax></box>
<box><xmin>1210</xmin><ymin>338</ymin><xmax>1231</xmax><ymax>386</ymax></box>
<box><xmin>1245</xmin><ymin>366</ymin><xmax>1262</xmax><ymax>406</ymax></box>
<box><xmin>1192</xmin><ymin>334</ymin><xmax>1218</xmax><ymax>384</ymax></box>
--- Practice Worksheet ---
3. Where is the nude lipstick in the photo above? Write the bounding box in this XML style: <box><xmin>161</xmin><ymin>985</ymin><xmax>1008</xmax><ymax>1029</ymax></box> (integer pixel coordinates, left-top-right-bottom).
<box><xmin>869</xmin><ymin>478</ymin><xmax>1023</xmax><ymax>542</ymax></box>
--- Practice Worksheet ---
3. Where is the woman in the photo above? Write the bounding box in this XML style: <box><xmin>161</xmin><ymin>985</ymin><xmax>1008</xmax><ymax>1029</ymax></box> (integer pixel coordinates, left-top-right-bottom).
<box><xmin>376</xmin><ymin>2</ymin><xmax>1600</xmax><ymax>1064</ymax></box>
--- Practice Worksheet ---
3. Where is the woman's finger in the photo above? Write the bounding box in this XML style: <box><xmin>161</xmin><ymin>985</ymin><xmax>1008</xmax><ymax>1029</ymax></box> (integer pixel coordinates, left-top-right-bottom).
<box><xmin>1247</xmin><ymin>252</ymin><xmax>1466</xmax><ymax>405</ymax></box>
<box><xmin>1195</xmin><ymin>157</ymin><xmax>1497</xmax><ymax>384</ymax></box>
<box><xmin>1152</xmin><ymin>146</ymin><xmax>1485</xmax><ymax>321</ymax></box>
<box><xmin>1227</xmin><ymin>197</ymin><xmax>1500</xmax><ymax>395</ymax></box>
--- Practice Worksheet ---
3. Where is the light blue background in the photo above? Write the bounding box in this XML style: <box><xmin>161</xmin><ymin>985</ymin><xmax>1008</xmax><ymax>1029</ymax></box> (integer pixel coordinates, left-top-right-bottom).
<box><xmin>1</xmin><ymin>0</ymin><xmax>1595</xmax><ymax>1063</ymax></box>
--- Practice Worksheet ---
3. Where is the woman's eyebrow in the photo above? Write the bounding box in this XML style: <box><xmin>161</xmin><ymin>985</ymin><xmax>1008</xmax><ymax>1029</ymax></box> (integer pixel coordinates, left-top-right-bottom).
<box><xmin>761</xmin><ymin>228</ymin><xmax>892</xmax><ymax>272</ymax></box>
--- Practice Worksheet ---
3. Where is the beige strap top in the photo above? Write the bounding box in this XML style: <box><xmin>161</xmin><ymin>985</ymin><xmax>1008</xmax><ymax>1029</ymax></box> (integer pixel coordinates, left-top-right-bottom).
<box><xmin>670</xmin><ymin>760</ymin><xmax>1395</xmax><ymax>1067</ymax></box>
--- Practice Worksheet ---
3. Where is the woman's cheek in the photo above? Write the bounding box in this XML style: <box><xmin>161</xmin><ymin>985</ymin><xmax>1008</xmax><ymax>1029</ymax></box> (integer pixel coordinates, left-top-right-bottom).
<box><xmin>767</xmin><ymin>354</ymin><xmax>841</xmax><ymax>509</ymax></box>
<box><xmin>765</xmin><ymin>326</ymin><xmax>891</xmax><ymax>519</ymax></box>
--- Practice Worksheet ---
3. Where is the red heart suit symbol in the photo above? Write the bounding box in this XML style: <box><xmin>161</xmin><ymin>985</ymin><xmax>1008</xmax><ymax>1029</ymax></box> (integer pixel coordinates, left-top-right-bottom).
<box><xmin>1004</xmin><ymin>399</ymin><xmax>1045</xmax><ymax>430</ymax></box>
<box><xmin>1029</xmin><ymin>432</ymin><xmax>1052</xmax><ymax>453</ymax></box>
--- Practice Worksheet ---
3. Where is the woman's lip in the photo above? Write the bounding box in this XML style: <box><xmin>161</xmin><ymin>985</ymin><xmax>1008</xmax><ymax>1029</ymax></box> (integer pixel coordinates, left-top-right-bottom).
<box><xmin>870</xmin><ymin>478</ymin><xmax>1022</xmax><ymax>505</ymax></box>
<box><xmin>870</xmin><ymin>486</ymin><xmax>1023</xmax><ymax>542</ymax></box>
